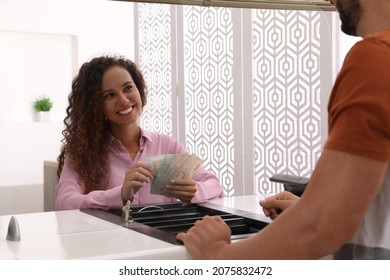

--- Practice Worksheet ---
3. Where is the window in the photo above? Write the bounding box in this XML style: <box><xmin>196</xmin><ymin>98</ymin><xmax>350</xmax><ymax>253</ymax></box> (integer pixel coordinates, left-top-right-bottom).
<box><xmin>136</xmin><ymin>3</ymin><xmax>335</xmax><ymax>196</ymax></box>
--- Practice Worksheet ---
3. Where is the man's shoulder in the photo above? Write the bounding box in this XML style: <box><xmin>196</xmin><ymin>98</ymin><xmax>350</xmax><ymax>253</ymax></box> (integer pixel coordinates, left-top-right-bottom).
<box><xmin>361</xmin><ymin>30</ymin><xmax>390</xmax><ymax>49</ymax></box>
<box><xmin>345</xmin><ymin>32</ymin><xmax>390</xmax><ymax>70</ymax></box>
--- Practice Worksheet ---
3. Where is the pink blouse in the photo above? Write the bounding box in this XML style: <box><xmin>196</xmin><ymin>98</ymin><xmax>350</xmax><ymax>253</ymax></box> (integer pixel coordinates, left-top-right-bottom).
<box><xmin>55</xmin><ymin>128</ymin><xmax>224</xmax><ymax>210</ymax></box>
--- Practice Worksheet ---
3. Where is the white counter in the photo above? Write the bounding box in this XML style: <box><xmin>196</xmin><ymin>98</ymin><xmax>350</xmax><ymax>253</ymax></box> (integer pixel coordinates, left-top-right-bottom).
<box><xmin>0</xmin><ymin>195</ymin><xmax>271</xmax><ymax>260</ymax></box>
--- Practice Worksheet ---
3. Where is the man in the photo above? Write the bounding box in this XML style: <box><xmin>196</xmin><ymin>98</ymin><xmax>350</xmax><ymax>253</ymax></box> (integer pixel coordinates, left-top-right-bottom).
<box><xmin>176</xmin><ymin>0</ymin><xmax>390</xmax><ymax>259</ymax></box>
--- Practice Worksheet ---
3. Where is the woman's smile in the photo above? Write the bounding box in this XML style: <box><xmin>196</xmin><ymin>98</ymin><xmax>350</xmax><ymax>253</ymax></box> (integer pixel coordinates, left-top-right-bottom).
<box><xmin>117</xmin><ymin>106</ymin><xmax>134</xmax><ymax>116</ymax></box>
<box><xmin>101</xmin><ymin>65</ymin><xmax>143</xmax><ymax>125</ymax></box>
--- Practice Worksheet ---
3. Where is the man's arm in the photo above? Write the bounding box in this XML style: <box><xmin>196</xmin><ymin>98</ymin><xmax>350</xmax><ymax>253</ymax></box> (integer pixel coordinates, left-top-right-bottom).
<box><xmin>178</xmin><ymin>149</ymin><xmax>388</xmax><ymax>259</ymax></box>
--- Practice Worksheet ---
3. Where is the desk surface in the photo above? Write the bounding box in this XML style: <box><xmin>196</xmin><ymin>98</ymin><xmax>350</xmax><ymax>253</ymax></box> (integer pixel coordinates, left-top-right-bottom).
<box><xmin>0</xmin><ymin>195</ymin><xmax>271</xmax><ymax>260</ymax></box>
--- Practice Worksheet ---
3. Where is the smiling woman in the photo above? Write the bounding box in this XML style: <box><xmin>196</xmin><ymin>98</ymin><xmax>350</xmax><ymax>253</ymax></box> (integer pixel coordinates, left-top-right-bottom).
<box><xmin>100</xmin><ymin>66</ymin><xmax>145</xmax><ymax>130</ymax></box>
<box><xmin>55</xmin><ymin>55</ymin><xmax>224</xmax><ymax>211</ymax></box>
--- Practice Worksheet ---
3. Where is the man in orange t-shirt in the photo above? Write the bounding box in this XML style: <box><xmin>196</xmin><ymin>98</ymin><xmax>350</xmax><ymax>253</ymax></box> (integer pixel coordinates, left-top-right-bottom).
<box><xmin>177</xmin><ymin>0</ymin><xmax>390</xmax><ymax>259</ymax></box>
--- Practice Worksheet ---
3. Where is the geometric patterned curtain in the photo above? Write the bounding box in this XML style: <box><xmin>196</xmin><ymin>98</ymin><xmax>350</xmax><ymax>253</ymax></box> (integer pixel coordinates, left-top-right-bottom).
<box><xmin>137</xmin><ymin>3</ymin><xmax>332</xmax><ymax>196</ymax></box>
<box><xmin>137</xmin><ymin>4</ymin><xmax>173</xmax><ymax>136</ymax></box>
<box><xmin>253</xmin><ymin>9</ymin><xmax>323</xmax><ymax>194</ymax></box>
<box><xmin>183</xmin><ymin>6</ymin><xmax>235</xmax><ymax>196</ymax></box>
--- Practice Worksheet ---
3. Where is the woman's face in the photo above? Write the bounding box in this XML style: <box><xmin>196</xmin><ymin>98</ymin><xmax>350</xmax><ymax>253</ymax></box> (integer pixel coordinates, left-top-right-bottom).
<box><xmin>101</xmin><ymin>65</ymin><xmax>143</xmax><ymax>128</ymax></box>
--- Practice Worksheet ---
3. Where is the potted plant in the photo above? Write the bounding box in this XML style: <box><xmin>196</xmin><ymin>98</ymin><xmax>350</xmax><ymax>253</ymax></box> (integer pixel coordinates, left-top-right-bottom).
<box><xmin>33</xmin><ymin>96</ymin><xmax>53</xmax><ymax>122</ymax></box>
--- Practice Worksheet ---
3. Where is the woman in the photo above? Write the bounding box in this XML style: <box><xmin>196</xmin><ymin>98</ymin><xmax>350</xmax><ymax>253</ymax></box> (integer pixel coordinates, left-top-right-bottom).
<box><xmin>55</xmin><ymin>55</ymin><xmax>224</xmax><ymax>210</ymax></box>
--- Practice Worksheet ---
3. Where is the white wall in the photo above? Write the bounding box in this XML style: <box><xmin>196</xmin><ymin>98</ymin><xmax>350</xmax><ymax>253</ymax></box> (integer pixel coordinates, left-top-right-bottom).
<box><xmin>0</xmin><ymin>30</ymin><xmax>74</xmax><ymax>122</ymax></box>
<box><xmin>332</xmin><ymin>13</ymin><xmax>361</xmax><ymax>72</ymax></box>
<box><xmin>0</xmin><ymin>0</ymin><xmax>135</xmax><ymax>187</ymax></box>
<box><xmin>338</xmin><ymin>34</ymin><xmax>361</xmax><ymax>69</ymax></box>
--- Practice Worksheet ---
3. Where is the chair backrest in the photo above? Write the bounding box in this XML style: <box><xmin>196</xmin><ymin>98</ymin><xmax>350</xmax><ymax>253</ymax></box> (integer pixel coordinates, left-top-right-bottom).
<box><xmin>43</xmin><ymin>160</ymin><xmax>59</xmax><ymax>212</ymax></box>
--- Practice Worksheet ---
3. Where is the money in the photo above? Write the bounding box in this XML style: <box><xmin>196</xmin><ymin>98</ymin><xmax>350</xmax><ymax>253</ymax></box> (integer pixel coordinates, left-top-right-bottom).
<box><xmin>147</xmin><ymin>154</ymin><xmax>203</xmax><ymax>195</ymax></box>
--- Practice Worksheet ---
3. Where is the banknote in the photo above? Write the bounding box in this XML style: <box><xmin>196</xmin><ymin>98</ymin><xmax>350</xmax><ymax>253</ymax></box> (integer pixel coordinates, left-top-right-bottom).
<box><xmin>150</xmin><ymin>154</ymin><xmax>174</xmax><ymax>194</ymax></box>
<box><xmin>147</xmin><ymin>154</ymin><xmax>203</xmax><ymax>195</ymax></box>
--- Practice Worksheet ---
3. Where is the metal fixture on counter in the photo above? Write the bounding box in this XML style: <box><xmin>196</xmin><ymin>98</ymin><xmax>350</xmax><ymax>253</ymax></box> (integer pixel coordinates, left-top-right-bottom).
<box><xmin>6</xmin><ymin>216</ymin><xmax>21</xmax><ymax>242</ymax></box>
<box><xmin>122</xmin><ymin>200</ymin><xmax>133</xmax><ymax>223</ymax></box>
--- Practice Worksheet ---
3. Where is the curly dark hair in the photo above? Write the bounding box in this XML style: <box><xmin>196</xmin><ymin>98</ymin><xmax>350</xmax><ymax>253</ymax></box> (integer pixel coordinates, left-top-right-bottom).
<box><xmin>57</xmin><ymin>55</ymin><xmax>147</xmax><ymax>194</ymax></box>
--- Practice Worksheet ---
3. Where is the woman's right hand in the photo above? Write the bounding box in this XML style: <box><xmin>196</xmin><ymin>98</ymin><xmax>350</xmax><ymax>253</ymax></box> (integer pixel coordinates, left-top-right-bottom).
<box><xmin>259</xmin><ymin>191</ymin><xmax>299</xmax><ymax>220</ymax></box>
<box><xmin>121</xmin><ymin>161</ymin><xmax>153</xmax><ymax>202</ymax></box>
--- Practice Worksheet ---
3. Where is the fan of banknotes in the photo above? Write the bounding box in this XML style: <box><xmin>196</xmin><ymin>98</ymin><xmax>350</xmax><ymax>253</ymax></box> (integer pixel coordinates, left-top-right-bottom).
<box><xmin>147</xmin><ymin>154</ymin><xmax>203</xmax><ymax>195</ymax></box>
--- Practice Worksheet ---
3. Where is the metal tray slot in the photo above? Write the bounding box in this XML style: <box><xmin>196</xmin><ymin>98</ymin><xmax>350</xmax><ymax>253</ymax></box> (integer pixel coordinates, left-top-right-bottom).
<box><xmin>83</xmin><ymin>202</ymin><xmax>270</xmax><ymax>245</ymax></box>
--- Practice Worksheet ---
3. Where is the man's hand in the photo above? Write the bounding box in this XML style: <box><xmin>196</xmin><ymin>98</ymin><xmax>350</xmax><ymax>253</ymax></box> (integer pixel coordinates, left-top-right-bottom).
<box><xmin>176</xmin><ymin>215</ymin><xmax>231</xmax><ymax>259</ymax></box>
<box><xmin>259</xmin><ymin>191</ymin><xmax>299</xmax><ymax>220</ymax></box>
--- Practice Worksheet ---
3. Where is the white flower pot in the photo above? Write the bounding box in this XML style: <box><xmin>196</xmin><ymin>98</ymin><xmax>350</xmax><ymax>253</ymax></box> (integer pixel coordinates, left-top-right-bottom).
<box><xmin>36</xmin><ymin>111</ymin><xmax>50</xmax><ymax>122</ymax></box>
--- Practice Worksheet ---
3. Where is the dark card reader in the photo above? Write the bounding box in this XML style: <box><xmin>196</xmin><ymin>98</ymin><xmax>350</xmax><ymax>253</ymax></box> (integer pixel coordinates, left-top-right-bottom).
<box><xmin>269</xmin><ymin>173</ymin><xmax>310</xmax><ymax>196</ymax></box>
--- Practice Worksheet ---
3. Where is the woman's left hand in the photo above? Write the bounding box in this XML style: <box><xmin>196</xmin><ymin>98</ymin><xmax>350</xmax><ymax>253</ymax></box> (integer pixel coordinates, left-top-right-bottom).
<box><xmin>164</xmin><ymin>178</ymin><xmax>197</xmax><ymax>202</ymax></box>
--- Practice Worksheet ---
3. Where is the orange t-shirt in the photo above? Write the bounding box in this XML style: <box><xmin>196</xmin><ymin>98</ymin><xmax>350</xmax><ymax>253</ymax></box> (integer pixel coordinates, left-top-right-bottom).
<box><xmin>327</xmin><ymin>30</ymin><xmax>390</xmax><ymax>259</ymax></box>
<box><xmin>325</xmin><ymin>30</ymin><xmax>390</xmax><ymax>161</ymax></box>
